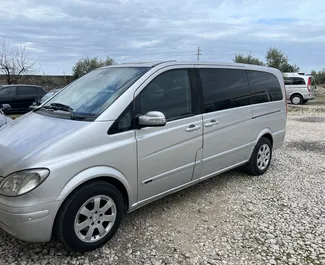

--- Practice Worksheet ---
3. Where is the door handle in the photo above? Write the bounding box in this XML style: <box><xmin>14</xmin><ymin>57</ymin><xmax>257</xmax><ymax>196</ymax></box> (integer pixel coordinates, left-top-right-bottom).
<box><xmin>205</xmin><ymin>119</ymin><xmax>219</xmax><ymax>128</ymax></box>
<box><xmin>185</xmin><ymin>125</ymin><xmax>201</xmax><ymax>132</ymax></box>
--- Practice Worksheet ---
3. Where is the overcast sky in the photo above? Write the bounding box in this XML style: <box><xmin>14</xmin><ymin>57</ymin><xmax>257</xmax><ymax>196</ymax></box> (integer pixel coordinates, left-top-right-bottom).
<box><xmin>1</xmin><ymin>0</ymin><xmax>324</xmax><ymax>75</ymax></box>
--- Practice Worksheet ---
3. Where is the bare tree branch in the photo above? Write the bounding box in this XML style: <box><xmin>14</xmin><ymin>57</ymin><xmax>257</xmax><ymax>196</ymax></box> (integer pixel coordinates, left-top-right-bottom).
<box><xmin>0</xmin><ymin>37</ymin><xmax>38</xmax><ymax>84</ymax></box>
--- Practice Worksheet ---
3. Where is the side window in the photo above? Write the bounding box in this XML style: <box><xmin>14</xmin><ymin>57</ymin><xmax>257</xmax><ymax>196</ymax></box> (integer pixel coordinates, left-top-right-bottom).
<box><xmin>247</xmin><ymin>71</ymin><xmax>283</xmax><ymax>104</ymax></box>
<box><xmin>108</xmin><ymin>103</ymin><xmax>134</xmax><ymax>135</ymax></box>
<box><xmin>0</xmin><ymin>87</ymin><xmax>16</xmax><ymax>96</ymax></box>
<box><xmin>293</xmin><ymin>77</ymin><xmax>305</xmax><ymax>85</ymax></box>
<box><xmin>137</xmin><ymin>69</ymin><xmax>193</xmax><ymax>121</ymax></box>
<box><xmin>284</xmin><ymin>77</ymin><xmax>305</xmax><ymax>85</ymax></box>
<box><xmin>199</xmin><ymin>68</ymin><xmax>251</xmax><ymax>113</ymax></box>
<box><xmin>17</xmin><ymin>86</ymin><xmax>37</xmax><ymax>96</ymax></box>
<box><xmin>35</xmin><ymin>87</ymin><xmax>45</xmax><ymax>94</ymax></box>
<box><xmin>284</xmin><ymin>78</ymin><xmax>293</xmax><ymax>86</ymax></box>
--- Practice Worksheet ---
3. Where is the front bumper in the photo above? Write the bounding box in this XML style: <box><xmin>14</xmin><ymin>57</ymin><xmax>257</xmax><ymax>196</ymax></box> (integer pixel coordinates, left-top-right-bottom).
<box><xmin>0</xmin><ymin>200</ymin><xmax>61</xmax><ymax>242</ymax></box>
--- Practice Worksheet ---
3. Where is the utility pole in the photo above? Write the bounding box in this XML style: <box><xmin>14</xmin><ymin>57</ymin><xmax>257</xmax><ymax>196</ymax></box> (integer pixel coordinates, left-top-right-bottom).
<box><xmin>196</xmin><ymin>46</ymin><xmax>202</xmax><ymax>61</ymax></box>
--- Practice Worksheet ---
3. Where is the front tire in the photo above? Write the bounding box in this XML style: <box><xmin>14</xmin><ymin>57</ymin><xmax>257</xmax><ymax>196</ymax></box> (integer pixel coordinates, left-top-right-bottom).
<box><xmin>55</xmin><ymin>181</ymin><xmax>124</xmax><ymax>252</ymax></box>
<box><xmin>245</xmin><ymin>137</ymin><xmax>272</xmax><ymax>176</ymax></box>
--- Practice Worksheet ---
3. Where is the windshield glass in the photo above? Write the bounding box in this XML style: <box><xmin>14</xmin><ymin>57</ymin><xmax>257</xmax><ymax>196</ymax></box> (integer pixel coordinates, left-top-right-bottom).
<box><xmin>41</xmin><ymin>92</ymin><xmax>56</xmax><ymax>103</ymax></box>
<box><xmin>43</xmin><ymin>67</ymin><xmax>149</xmax><ymax>119</ymax></box>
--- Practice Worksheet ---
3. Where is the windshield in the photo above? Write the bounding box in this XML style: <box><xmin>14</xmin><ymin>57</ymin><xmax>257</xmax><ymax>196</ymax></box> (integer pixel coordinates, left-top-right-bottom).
<box><xmin>41</xmin><ymin>91</ymin><xmax>56</xmax><ymax>103</ymax></box>
<box><xmin>43</xmin><ymin>67</ymin><xmax>149</xmax><ymax>119</ymax></box>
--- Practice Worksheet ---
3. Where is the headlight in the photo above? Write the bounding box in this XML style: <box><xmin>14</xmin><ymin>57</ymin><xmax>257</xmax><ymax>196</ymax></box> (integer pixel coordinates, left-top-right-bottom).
<box><xmin>0</xmin><ymin>169</ymin><xmax>50</xmax><ymax>197</ymax></box>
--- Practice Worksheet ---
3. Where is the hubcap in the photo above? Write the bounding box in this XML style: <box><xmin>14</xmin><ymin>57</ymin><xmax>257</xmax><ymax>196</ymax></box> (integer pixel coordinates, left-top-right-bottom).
<box><xmin>74</xmin><ymin>195</ymin><xmax>117</xmax><ymax>243</ymax></box>
<box><xmin>292</xmin><ymin>96</ymin><xmax>301</xmax><ymax>105</ymax></box>
<box><xmin>257</xmin><ymin>144</ymin><xmax>271</xmax><ymax>171</ymax></box>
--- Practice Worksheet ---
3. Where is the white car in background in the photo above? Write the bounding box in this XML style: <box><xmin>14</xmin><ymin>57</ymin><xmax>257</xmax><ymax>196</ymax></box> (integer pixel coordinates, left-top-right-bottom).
<box><xmin>283</xmin><ymin>72</ymin><xmax>316</xmax><ymax>105</ymax></box>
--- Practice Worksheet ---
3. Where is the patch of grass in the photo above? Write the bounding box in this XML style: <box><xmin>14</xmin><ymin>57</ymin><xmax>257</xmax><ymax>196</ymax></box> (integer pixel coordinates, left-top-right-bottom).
<box><xmin>8</xmin><ymin>114</ymin><xmax>21</xmax><ymax>120</ymax></box>
<box><xmin>304</xmin><ymin>256</ymin><xmax>321</xmax><ymax>265</ymax></box>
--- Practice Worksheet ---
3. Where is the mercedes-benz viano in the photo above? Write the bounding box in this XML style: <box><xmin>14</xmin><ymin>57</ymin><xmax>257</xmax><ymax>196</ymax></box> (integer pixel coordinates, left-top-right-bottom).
<box><xmin>0</xmin><ymin>61</ymin><xmax>287</xmax><ymax>252</ymax></box>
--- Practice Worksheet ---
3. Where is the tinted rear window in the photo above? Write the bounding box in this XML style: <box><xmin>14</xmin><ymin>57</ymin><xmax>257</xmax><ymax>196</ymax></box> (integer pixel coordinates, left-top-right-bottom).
<box><xmin>17</xmin><ymin>86</ymin><xmax>37</xmax><ymax>96</ymax></box>
<box><xmin>284</xmin><ymin>77</ymin><xmax>306</xmax><ymax>85</ymax></box>
<box><xmin>247</xmin><ymin>71</ymin><xmax>283</xmax><ymax>104</ymax></box>
<box><xmin>199</xmin><ymin>68</ymin><xmax>251</xmax><ymax>113</ymax></box>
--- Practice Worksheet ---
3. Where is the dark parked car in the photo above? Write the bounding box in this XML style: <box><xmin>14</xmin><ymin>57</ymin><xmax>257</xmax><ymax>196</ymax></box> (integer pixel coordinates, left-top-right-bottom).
<box><xmin>29</xmin><ymin>88</ymin><xmax>62</xmax><ymax>110</ymax></box>
<box><xmin>0</xmin><ymin>84</ymin><xmax>46</xmax><ymax>114</ymax></box>
<box><xmin>0</xmin><ymin>104</ymin><xmax>12</xmax><ymax>128</ymax></box>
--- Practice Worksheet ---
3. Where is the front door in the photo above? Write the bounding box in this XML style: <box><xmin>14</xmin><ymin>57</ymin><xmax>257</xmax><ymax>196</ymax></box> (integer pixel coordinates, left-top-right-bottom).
<box><xmin>135</xmin><ymin>68</ymin><xmax>203</xmax><ymax>202</ymax></box>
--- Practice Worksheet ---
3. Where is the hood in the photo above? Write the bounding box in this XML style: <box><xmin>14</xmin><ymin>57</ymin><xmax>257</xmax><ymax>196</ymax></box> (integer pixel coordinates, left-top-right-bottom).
<box><xmin>0</xmin><ymin>112</ymin><xmax>87</xmax><ymax>175</ymax></box>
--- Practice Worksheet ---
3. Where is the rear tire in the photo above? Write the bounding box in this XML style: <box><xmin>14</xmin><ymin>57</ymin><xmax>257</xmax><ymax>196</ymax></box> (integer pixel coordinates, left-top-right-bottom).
<box><xmin>55</xmin><ymin>181</ymin><xmax>124</xmax><ymax>253</ymax></box>
<box><xmin>290</xmin><ymin>94</ymin><xmax>303</xmax><ymax>105</ymax></box>
<box><xmin>302</xmin><ymin>99</ymin><xmax>309</xmax><ymax>104</ymax></box>
<box><xmin>245</xmin><ymin>137</ymin><xmax>272</xmax><ymax>176</ymax></box>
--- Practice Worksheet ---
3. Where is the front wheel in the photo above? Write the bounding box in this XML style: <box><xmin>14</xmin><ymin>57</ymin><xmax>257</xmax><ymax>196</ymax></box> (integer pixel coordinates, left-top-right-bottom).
<box><xmin>245</xmin><ymin>137</ymin><xmax>272</xmax><ymax>176</ymax></box>
<box><xmin>55</xmin><ymin>181</ymin><xmax>124</xmax><ymax>252</ymax></box>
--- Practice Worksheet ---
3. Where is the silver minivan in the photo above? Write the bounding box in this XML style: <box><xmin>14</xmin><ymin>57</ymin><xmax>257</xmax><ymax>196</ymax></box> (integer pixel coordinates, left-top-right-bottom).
<box><xmin>284</xmin><ymin>72</ymin><xmax>316</xmax><ymax>105</ymax></box>
<box><xmin>0</xmin><ymin>61</ymin><xmax>286</xmax><ymax>252</ymax></box>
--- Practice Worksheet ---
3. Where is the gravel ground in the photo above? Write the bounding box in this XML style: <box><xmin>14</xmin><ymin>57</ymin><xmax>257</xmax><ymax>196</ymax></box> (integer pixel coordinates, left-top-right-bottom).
<box><xmin>1</xmin><ymin>104</ymin><xmax>325</xmax><ymax>265</ymax></box>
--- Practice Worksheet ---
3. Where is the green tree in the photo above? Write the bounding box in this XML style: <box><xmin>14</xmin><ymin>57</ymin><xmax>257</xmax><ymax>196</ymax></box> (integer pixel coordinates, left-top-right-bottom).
<box><xmin>265</xmin><ymin>47</ymin><xmax>299</xmax><ymax>72</ymax></box>
<box><xmin>72</xmin><ymin>56</ymin><xmax>115</xmax><ymax>80</ymax></box>
<box><xmin>311</xmin><ymin>69</ymin><xmax>325</xmax><ymax>84</ymax></box>
<box><xmin>233</xmin><ymin>52</ymin><xmax>264</xmax><ymax>66</ymax></box>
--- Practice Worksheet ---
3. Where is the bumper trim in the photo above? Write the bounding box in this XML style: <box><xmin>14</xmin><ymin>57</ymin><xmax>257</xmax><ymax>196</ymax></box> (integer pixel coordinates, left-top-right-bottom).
<box><xmin>0</xmin><ymin>208</ymin><xmax>49</xmax><ymax>222</ymax></box>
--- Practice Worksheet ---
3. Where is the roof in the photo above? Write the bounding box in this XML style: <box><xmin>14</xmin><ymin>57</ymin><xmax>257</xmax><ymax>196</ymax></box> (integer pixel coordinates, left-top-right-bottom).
<box><xmin>283</xmin><ymin>73</ymin><xmax>314</xmax><ymax>79</ymax></box>
<box><xmin>100</xmin><ymin>60</ymin><xmax>276</xmax><ymax>70</ymax></box>
<box><xmin>101</xmin><ymin>60</ymin><xmax>177</xmax><ymax>68</ymax></box>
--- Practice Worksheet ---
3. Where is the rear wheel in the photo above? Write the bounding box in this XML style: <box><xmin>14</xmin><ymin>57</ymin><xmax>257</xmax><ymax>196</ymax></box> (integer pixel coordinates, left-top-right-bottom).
<box><xmin>55</xmin><ymin>181</ymin><xmax>124</xmax><ymax>252</ymax></box>
<box><xmin>290</xmin><ymin>94</ymin><xmax>303</xmax><ymax>105</ymax></box>
<box><xmin>245</xmin><ymin>137</ymin><xmax>272</xmax><ymax>176</ymax></box>
<box><xmin>302</xmin><ymin>99</ymin><xmax>309</xmax><ymax>104</ymax></box>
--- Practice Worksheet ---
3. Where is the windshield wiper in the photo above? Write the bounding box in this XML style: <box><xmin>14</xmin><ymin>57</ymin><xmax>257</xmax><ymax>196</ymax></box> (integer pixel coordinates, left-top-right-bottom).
<box><xmin>41</xmin><ymin>103</ymin><xmax>78</xmax><ymax>120</ymax></box>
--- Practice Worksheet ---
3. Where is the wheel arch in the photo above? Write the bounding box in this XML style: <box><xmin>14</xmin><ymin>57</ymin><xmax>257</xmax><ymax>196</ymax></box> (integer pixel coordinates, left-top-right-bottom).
<box><xmin>256</xmin><ymin>129</ymin><xmax>273</xmax><ymax>148</ymax></box>
<box><xmin>57</xmin><ymin>166</ymin><xmax>133</xmax><ymax>213</ymax></box>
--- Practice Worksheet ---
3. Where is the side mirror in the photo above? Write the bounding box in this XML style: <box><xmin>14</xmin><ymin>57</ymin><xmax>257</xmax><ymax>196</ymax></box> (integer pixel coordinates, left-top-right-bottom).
<box><xmin>0</xmin><ymin>104</ymin><xmax>11</xmax><ymax>111</ymax></box>
<box><xmin>137</xmin><ymin>111</ymin><xmax>166</xmax><ymax>127</ymax></box>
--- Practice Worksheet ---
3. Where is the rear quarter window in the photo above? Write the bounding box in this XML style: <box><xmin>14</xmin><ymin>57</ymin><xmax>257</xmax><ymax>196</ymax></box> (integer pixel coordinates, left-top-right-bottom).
<box><xmin>284</xmin><ymin>77</ymin><xmax>306</xmax><ymax>85</ymax></box>
<box><xmin>247</xmin><ymin>70</ymin><xmax>283</xmax><ymax>104</ymax></box>
<box><xmin>35</xmin><ymin>87</ymin><xmax>46</xmax><ymax>94</ymax></box>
